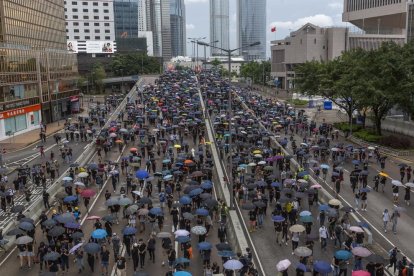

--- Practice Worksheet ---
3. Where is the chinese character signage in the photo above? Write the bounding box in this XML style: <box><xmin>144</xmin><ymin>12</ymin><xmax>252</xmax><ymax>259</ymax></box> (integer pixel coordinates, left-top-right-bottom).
<box><xmin>0</xmin><ymin>104</ymin><xmax>41</xmax><ymax>120</ymax></box>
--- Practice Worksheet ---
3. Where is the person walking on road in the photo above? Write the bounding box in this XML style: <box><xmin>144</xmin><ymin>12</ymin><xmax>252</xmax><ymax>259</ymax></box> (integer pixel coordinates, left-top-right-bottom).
<box><xmin>383</xmin><ymin>209</ymin><xmax>390</xmax><ymax>233</ymax></box>
<box><xmin>138</xmin><ymin>238</ymin><xmax>147</xmax><ymax>269</ymax></box>
<box><xmin>319</xmin><ymin>225</ymin><xmax>328</xmax><ymax>251</ymax></box>
<box><xmin>132</xmin><ymin>243</ymin><xmax>140</xmax><ymax>272</ymax></box>
<box><xmin>100</xmin><ymin>245</ymin><xmax>110</xmax><ymax>275</ymax></box>
<box><xmin>391</xmin><ymin>210</ymin><xmax>400</xmax><ymax>234</ymax></box>
<box><xmin>87</xmin><ymin>253</ymin><xmax>95</xmax><ymax>272</ymax></box>
<box><xmin>115</xmin><ymin>255</ymin><xmax>127</xmax><ymax>276</ymax></box>
<box><xmin>147</xmin><ymin>234</ymin><xmax>156</xmax><ymax>263</ymax></box>
<box><xmin>388</xmin><ymin>247</ymin><xmax>400</xmax><ymax>274</ymax></box>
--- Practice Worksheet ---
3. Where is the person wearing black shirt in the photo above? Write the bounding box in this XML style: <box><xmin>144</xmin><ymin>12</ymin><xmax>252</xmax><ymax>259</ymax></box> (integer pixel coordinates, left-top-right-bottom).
<box><xmin>138</xmin><ymin>239</ymin><xmax>147</xmax><ymax>268</ymax></box>
<box><xmin>87</xmin><ymin>253</ymin><xmax>95</xmax><ymax>272</ymax></box>
<box><xmin>132</xmin><ymin>243</ymin><xmax>139</xmax><ymax>272</ymax></box>
<box><xmin>116</xmin><ymin>256</ymin><xmax>127</xmax><ymax>276</ymax></box>
<box><xmin>100</xmin><ymin>245</ymin><xmax>110</xmax><ymax>275</ymax></box>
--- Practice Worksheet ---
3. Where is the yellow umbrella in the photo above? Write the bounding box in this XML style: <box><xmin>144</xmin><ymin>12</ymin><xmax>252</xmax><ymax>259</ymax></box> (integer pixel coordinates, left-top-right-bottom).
<box><xmin>379</xmin><ymin>172</ymin><xmax>389</xmax><ymax>177</ymax></box>
<box><xmin>79</xmin><ymin>167</ymin><xmax>86</xmax><ymax>173</ymax></box>
<box><xmin>205</xmin><ymin>141</ymin><xmax>212</xmax><ymax>145</ymax></box>
<box><xmin>252</xmin><ymin>150</ymin><xmax>262</xmax><ymax>154</ymax></box>
<box><xmin>174</xmin><ymin>144</ymin><xmax>181</xmax><ymax>149</ymax></box>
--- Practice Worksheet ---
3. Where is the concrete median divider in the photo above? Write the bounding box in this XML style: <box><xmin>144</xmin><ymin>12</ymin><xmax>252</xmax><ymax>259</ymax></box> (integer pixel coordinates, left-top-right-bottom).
<box><xmin>0</xmin><ymin>79</ymin><xmax>143</xmax><ymax>252</ymax></box>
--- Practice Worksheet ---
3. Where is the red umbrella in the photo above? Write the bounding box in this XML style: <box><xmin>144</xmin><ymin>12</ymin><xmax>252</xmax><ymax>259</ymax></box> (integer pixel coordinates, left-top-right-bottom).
<box><xmin>352</xmin><ymin>271</ymin><xmax>370</xmax><ymax>276</ymax></box>
<box><xmin>130</xmin><ymin>147</ymin><xmax>138</xmax><ymax>152</ymax></box>
<box><xmin>81</xmin><ymin>189</ymin><xmax>96</xmax><ymax>198</ymax></box>
<box><xmin>86</xmin><ymin>216</ymin><xmax>101</xmax><ymax>220</ymax></box>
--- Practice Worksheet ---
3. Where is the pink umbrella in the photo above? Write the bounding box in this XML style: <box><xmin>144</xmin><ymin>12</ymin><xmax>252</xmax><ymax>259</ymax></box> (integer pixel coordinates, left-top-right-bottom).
<box><xmin>86</xmin><ymin>216</ymin><xmax>101</xmax><ymax>220</ymax></box>
<box><xmin>81</xmin><ymin>189</ymin><xmax>96</xmax><ymax>198</ymax></box>
<box><xmin>352</xmin><ymin>271</ymin><xmax>370</xmax><ymax>276</ymax></box>
<box><xmin>349</xmin><ymin>226</ymin><xmax>365</xmax><ymax>233</ymax></box>
<box><xmin>352</xmin><ymin>247</ymin><xmax>372</xmax><ymax>258</ymax></box>
<box><xmin>311</xmin><ymin>184</ymin><xmax>322</xmax><ymax>189</ymax></box>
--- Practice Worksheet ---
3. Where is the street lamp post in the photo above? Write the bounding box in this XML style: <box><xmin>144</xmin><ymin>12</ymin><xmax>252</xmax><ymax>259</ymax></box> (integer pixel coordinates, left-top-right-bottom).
<box><xmin>188</xmin><ymin>37</ymin><xmax>206</xmax><ymax>70</ymax></box>
<box><xmin>197</xmin><ymin>41</ymin><xmax>260</xmax><ymax>209</ymax></box>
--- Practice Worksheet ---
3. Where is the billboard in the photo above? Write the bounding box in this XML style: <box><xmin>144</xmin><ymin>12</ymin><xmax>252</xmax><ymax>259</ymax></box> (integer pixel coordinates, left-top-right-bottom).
<box><xmin>67</xmin><ymin>41</ymin><xmax>78</xmax><ymax>53</ymax></box>
<box><xmin>86</xmin><ymin>41</ymin><xmax>114</xmax><ymax>54</ymax></box>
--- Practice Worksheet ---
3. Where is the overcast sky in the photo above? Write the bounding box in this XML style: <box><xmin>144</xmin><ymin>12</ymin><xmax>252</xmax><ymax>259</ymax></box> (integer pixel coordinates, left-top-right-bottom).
<box><xmin>184</xmin><ymin>0</ymin><xmax>347</xmax><ymax>57</ymax></box>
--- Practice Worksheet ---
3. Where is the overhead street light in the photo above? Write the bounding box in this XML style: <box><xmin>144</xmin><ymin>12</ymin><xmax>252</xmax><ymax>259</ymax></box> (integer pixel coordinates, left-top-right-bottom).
<box><xmin>199</xmin><ymin>41</ymin><xmax>260</xmax><ymax>210</ymax></box>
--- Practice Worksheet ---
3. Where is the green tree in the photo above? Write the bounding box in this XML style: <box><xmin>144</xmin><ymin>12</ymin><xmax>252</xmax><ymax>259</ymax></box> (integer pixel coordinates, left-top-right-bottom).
<box><xmin>91</xmin><ymin>62</ymin><xmax>106</xmax><ymax>93</ymax></box>
<box><xmin>111</xmin><ymin>53</ymin><xmax>161</xmax><ymax>76</ymax></box>
<box><xmin>240</xmin><ymin>61</ymin><xmax>271</xmax><ymax>85</ymax></box>
<box><xmin>211</xmin><ymin>58</ymin><xmax>221</xmax><ymax>68</ymax></box>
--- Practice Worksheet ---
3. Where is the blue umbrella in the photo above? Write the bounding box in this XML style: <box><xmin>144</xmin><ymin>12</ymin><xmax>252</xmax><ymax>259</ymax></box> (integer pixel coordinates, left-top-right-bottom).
<box><xmin>195</xmin><ymin>208</ymin><xmax>209</xmax><ymax>216</ymax></box>
<box><xmin>135</xmin><ymin>170</ymin><xmax>149</xmax><ymax>180</ymax></box>
<box><xmin>335</xmin><ymin>250</ymin><xmax>352</xmax><ymax>260</ymax></box>
<box><xmin>313</xmin><ymin>261</ymin><xmax>333</xmax><ymax>274</ymax></box>
<box><xmin>217</xmin><ymin>250</ymin><xmax>236</xmax><ymax>257</ymax></box>
<box><xmin>299</xmin><ymin>216</ymin><xmax>313</xmax><ymax>223</ymax></box>
<box><xmin>332</xmin><ymin>172</ymin><xmax>340</xmax><ymax>177</ymax></box>
<box><xmin>198</xmin><ymin>241</ymin><xmax>212</xmax><ymax>250</ymax></box>
<box><xmin>352</xmin><ymin>160</ymin><xmax>361</xmax><ymax>165</ymax></box>
<box><xmin>174</xmin><ymin>271</ymin><xmax>192</xmax><ymax>276</ymax></box>
<box><xmin>123</xmin><ymin>227</ymin><xmax>137</xmax><ymax>235</ymax></box>
<box><xmin>201</xmin><ymin>182</ymin><xmax>213</xmax><ymax>189</ymax></box>
<box><xmin>271</xmin><ymin>182</ymin><xmax>281</xmax><ymax>188</ymax></box>
<box><xmin>320</xmin><ymin>164</ymin><xmax>330</xmax><ymax>169</ymax></box>
<box><xmin>174</xmin><ymin>257</ymin><xmax>190</xmax><ymax>264</ymax></box>
<box><xmin>360</xmin><ymin>188</ymin><xmax>371</xmax><ymax>193</ymax></box>
<box><xmin>64</xmin><ymin>222</ymin><xmax>80</xmax><ymax>229</ymax></box>
<box><xmin>91</xmin><ymin>229</ymin><xmax>107</xmax><ymax>239</ymax></box>
<box><xmin>296</xmin><ymin>263</ymin><xmax>308</xmax><ymax>272</ymax></box>
<box><xmin>299</xmin><ymin>210</ymin><xmax>311</xmax><ymax>217</ymax></box>
<box><xmin>297</xmin><ymin>171</ymin><xmax>309</xmax><ymax>177</ymax></box>
<box><xmin>162</xmin><ymin>159</ymin><xmax>171</xmax><ymax>164</ymax></box>
<box><xmin>179</xmin><ymin>196</ymin><xmax>192</xmax><ymax>205</ymax></box>
<box><xmin>88</xmin><ymin>163</ymin><xmax>98</xmax><ymax>170</ymax></box>
<box><xmin>319</xmin><ymin>204</ymin><xmax>329</xmax><ymax>211</ymax></box>
<box><xmin>272</xmin><ymin>215</ymin><xmax>285</xmax><ymax>222</ymax></box>
<box><xmin>189</xmin><ymin>188</ymin><xmax>203</xmax><ymax>197</ymax></box>
<box><xmin>84</xmin><ymin>242</ymin><xmax>101</xmax><ymax>253</ymax></box>
<box><xmin>176</xmin><ymin>236</ymin><xmax>191</xmax><ymax>243</ymax></box>
<box><xmin>163</xmin><ymin>174</ymin><xmax>173</xmax><ymax>180</ymax></box>
<box><xmin>149</xmin><ymin>207</ymin><xmax>163</xmax><ymax>216</ymax></box>
<box><xmin>63</xmin><ymin>195</ymin><xmax>78</xmax><ymax>203</ymax></box>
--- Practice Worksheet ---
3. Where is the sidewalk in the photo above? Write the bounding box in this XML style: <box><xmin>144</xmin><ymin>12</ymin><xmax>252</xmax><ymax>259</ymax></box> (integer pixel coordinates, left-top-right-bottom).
<box><xmin>0</xmin><ymin>94</ymin><xmax>106</xmax><ymax>153</ymax></box>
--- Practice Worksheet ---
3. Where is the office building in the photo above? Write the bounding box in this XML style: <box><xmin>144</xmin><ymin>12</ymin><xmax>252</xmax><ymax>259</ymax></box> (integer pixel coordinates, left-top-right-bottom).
<box><xmin>0</xmin><ymin>0</ymin><xmax>79</xmax><ymax>141</ymax></box>
<box><xmin>237</xmin><ymin>0</ymin><xmax>266</xmax><ymax>61</ymax></box>
<box><xmin>210</xmin><ymin>0</ymin><xmax>229</xmax><ymax>56</ymax></box>
<box><xmin>342</xmin><ymin>0</ymin><xmax>412</xmax><ymax>49</ymax></box>
<box><xmin>270</xmin><ymin>24</ymin><xmax>347</xmax><ymax>89</ymax></box>
<box><xmin>65</xmin><ymin>0</ymin><xmax>117</xmax><ymax>54</ymax></box>
<box><xmin>170</xmin><ymin>0</ymin><xmax>186</xmax><ymax>57</ymax></box>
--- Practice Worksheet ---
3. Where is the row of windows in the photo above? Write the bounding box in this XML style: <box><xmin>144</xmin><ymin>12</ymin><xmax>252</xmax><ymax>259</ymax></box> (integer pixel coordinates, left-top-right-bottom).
<box><xmin>65</xmin><ymin>1</ymin><xmax>109</xmax><ymax>6</ymax></box>
<box><xmin>68</xmin><ymin>29</ymin><xmax>111</xmax><ymax>33</ymax></box>
<box><xmin>346</xmin><ymin>0</ymin><xmax>402</xmax><ymax>12</ymax></box>
<box><xmin>67</xmin><ymin>36</ymin><xmax>111</xmax><ymax>40</ymax></box>
<box><xmin>65</xmin><ymin>8</ymin><xmax>110</xmax><ymax>13</ymax></box>
<box><xmin>65</xmin><ymin>15</ymin><xmax>111</xmax><ymax>20</ymax></box>
<box><xmin>66</xmin><ymin>22</ymin><xmax>111</xmax><ymax>27</ymax></box>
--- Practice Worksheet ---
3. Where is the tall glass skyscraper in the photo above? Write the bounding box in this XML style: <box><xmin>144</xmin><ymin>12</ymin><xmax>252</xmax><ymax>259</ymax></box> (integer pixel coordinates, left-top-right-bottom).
<box><xmin>210</xmin><ymin>0</ymin><xmax>229</xmax><ymax>56</ymax></box>
<box><xmin>170</xmin><ymin>0</ymin><xmax>186</xmax><ymax>57</ymax></box>
<box><xmin>237</xmin><ymin>0</ymin><xmax>266</xmax><ymax>61</ymax></box>
<box><xmin>114</xmin><ymin>0</ymin><xmax>139</xmax><ymax>39</ymax></box>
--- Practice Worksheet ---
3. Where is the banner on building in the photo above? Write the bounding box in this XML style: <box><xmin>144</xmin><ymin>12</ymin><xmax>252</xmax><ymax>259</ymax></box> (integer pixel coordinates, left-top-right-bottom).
<box><xmin>67</xmin><ymin>41</ymin><xmax>78</xmax><ymax>53</ymax></box>
<box><xmin>86</xmin><ymin>41</ymin><xmax>114</xmax><ymax>54</ymax></box>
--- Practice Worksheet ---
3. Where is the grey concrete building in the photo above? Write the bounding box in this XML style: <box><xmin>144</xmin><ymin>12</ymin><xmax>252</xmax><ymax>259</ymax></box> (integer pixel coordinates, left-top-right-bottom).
<box><xmin>270</xmin><ymin>24</ymin><xmax>347</xmax><ymax>90</ymax></box>
<box><xmin>170</xmin><ymin>0</ymin><xmax>186</xmax><ymax>57</ymax></box>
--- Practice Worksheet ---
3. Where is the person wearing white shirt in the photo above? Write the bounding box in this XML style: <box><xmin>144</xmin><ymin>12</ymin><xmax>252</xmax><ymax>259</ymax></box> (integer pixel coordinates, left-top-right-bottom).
<box><xmin>319</xmin><ymin>225</ymin><xmax>328</xmax><ymax>251</ymax></box>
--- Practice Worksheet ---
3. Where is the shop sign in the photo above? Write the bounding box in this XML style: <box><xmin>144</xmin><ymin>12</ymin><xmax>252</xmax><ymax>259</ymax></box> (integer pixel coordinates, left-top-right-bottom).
<box><xmin>0</xmin><ymin>104</ymin><xmax>41</xmax><ymax>119</ymax></box>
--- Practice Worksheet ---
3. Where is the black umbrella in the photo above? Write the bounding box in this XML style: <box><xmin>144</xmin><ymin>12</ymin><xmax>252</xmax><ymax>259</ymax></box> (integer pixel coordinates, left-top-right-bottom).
<box><xmin>366</xmin><ymin>254</ymin><xmax>386</xmax><ymax>264</ymax></box>
<box><xmin>20</xmin><ymin>217</ymin><xmax>35</xmax><ymax>224</ymax></box>
<box><xmin>253</xmin><ymin>201</ymin><xmax>266</xmax><ymax>208</ymax></box>
<box><xmin>84</xmin><ymin>242</ymin><xmax>101</xmax><ymax>254</ymax></box>
<box><xmin>11</xmin><ymin>205</ymin><xmax>25</xmax><ymax>213</ymax></box>
<box><xmin>6</xmin><ymin>228</ymin><xmax>25</xmax><ymax>236</ymax></box>
<box><xmin>183</xmin><ymin>212</ymin><xmax>194</xmax><ymax>220</ymax></box>
<box><xmin>43</xmin><ymin>251</ymin><xmax>61</xmax><ymax>261</ymax></box>
<box><xmin>71</xmin><ymin>232</ymin><xmax>84</xmax><ymax>240</ymax></box>
<box><xmin>216</xmin><ymin>243</ymin><xmax>232</xmax><ymax>251</ymax></box>
<box><xmin>101</xmin><ymin>214</ymin><xmax>115</xmax><ymax>222</ymax></box>
<box><xmin>48</xmin><ymin>226</ymin><xmax>65</xmax><ymax>237</ymax></box>
<box><xmin>42</xmin><ymin>219</ymin><xmax>57</xmax><ymax>227</ymax></box>
<box><xmin>139</xmin><ymin>197</ymin><xmax>152</xmax><ymax>205</ymax></box>
<box><xmin>241</xmin><ymin>203</ymin><xmax>256</xmax><ymax>210</ymax></box>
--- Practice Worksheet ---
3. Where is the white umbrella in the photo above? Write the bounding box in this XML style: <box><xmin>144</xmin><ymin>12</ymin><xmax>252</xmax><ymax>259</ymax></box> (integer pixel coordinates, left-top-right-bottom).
<box><xmin>248</xmin><ymin>162</ymin><xmax>257</xmax><ymax>167</ymax></box>
<box><xmin>132</xmin><ymin>190</ymin><xmax>142</xmax><ymax>196</ymax></box>
<box><xmin>174</xmin><ymin>229</ymin><xmax>190</xmax><ymax>237</ymax></box>
<box><xmin>223</xmin><ymin>259</ymin><xmax>243</xmax><ymax>270</ymax></box>
<box><xmin>15</xmin><ymin>236</ymin><xmax>33</xmax><ymax>245</ymax></box>
<box><xmin>405</xmin><ymin>182</ymin><xmax>414</xmax><ymax>188</ymax></box>
<box><xmin>391</xmin><ymin>180</ymin><xmax>403</xmax><ymax>187</ymax></box>
<box><xmin>74</xmin><ymin>181</ymin><xmax>85</xmax><ymax>187</ymax></box>
<box><xmin>276</xmin><ymin>259</ymin><xmax>291</xmax><ymax>272</ymax></box>
<box><xmin>69</xmin><ymin>242</ymin><xmax>83</xmax><ymax>254</ymax></box>
<box><xmin>78</xmin><ymin>172</ymin><xmax>89</xmax><ymax>178</ymax></box>
<box><xmin>191</xmin><ymin>225</ymin><xmax>207</xmax><ymax>235</ymax></box>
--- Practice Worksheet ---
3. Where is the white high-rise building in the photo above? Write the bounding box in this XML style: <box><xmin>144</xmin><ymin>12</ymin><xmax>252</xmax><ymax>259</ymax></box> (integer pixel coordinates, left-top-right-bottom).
<box><xmin>65</xmin><ymin>0</ymin><xmax>116</xmax><ymax>54</ymax></box>
<box><xmin>138</xmin><ymin>0</ymin><xmax>148</xmax><ymax>31</ymax></box>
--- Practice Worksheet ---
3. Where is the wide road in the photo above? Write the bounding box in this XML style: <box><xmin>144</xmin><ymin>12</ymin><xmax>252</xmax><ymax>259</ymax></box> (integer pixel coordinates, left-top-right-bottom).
<box><xmin>0</xmin><ymin>75</ymin><xmax>226</xmax><ymax>276</ymax></box>
<box><xmin>249</xmin><ymin>89</ymin><xmax>414</xmax><ymax>261</ymax></box>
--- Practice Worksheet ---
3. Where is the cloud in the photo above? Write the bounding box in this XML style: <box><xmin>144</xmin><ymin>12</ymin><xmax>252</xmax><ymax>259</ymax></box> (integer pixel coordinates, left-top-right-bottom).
<box><xmin>269</xmin><ymin>14</ymin><xmax>334</xmax><ymax>31</ymax></box>
<box><xmin>184</xmin><ymin>0</ymin><xmax>207</xmax><ymax>4</ymax></box>
<box><xmin>186</xmin><ymin>24</ymin><xmax>195</xmax><ymax>30</ymax></box>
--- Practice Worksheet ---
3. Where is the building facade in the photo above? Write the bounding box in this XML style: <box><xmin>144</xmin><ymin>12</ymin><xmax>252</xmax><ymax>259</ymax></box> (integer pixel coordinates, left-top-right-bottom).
<box><xmin>114</xmin><ymin>0</ymin><xmax>139</xmax><ymax>39</ymax></box>
<box><xmin>0</xmin><ymin>0</ymin><xmax>79</xmax><ymax>141</ymax></box>
<box><xmin>342</xmin><ymin>0</ymin><xmax>411</xmax><ymax>49</ymax></box>
<box><xmin>170</xmin><ymin>0</ymin><xmax>186</xmax><ymax>57</ymax></box>
<box><xmin>270</xmin><ymin>24</ymin><xmax>347</xmax><ymax>90</ymax></box>
<box><xmin>210</xmin><ymin>0</ymin><xmax>229</xmax><ymax>56</ymax></box>
<box><xmin>65</xmin><ymin>0</ymin><xmax>117</xmax><ymax>54</ymax></box>
<box><xmin>237</xmin><ymin>0</ymin><xmax>266</xmax><ymax>61</ymax></box>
